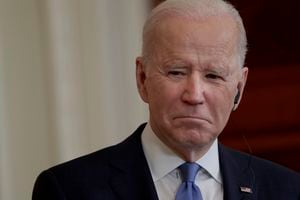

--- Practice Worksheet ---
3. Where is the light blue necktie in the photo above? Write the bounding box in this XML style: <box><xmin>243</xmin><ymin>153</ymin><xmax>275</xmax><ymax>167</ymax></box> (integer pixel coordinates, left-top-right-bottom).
<box><xmin>175</xmin><ymin>162</ymin><xmax>203</xmax><ymax>200</ymax></box>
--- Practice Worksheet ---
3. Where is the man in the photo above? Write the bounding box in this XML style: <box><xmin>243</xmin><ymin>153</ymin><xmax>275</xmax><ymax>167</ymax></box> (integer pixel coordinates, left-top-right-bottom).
<box><xmin>32</xmin><ymin>0</ymin><xmax>300</xmax><ymax>199</ymax></box>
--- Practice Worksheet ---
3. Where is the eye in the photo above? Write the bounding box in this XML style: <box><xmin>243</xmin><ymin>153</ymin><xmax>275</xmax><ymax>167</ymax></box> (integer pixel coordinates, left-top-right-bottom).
<box><xmin>167</xmin><ymin>69</ymin><xmax>187</xmax><ymax>79</ymax></box>
<box><xmin>168</xmin><ymin>70</ymin><xmax>186</xmax><ymax>76</ymax></box>
<box><xmin>206</xmin><ymin>73</ymin><xmax>222</xmax><ymax>80</ymax></box>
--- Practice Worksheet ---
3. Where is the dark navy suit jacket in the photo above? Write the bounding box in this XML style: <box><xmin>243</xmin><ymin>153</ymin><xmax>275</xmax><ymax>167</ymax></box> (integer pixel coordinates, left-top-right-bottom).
<box><xmin>32</xmin><ymin>124</ymin><xmax>300</xmax><ymax>200</ymax></box>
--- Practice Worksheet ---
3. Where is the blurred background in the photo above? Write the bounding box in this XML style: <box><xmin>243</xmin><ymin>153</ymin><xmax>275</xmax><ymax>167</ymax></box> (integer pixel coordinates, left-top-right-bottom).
<box><xmin>0</xmin><ymin>0</ymin><xmax>299</xmax><ymax>199</ymax></box>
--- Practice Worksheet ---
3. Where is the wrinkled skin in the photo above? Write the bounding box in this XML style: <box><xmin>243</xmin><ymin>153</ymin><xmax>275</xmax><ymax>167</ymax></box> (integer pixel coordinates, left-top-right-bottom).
<box><xmin>136</xmin><ymin>15</ymin><xmax>248</xmax><ymax>161</ymax></box>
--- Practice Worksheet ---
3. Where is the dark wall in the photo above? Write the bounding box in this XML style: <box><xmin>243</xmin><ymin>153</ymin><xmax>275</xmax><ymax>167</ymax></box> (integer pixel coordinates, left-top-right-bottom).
<box><xmin>221</xmin><ymin>0</ymin><xmax>300</xmax><ymax>172</ymax></box>
<box><xmin>151</xmin><ymin>0</ymin><xmax>300</xmax><ymax>172</ymax></box>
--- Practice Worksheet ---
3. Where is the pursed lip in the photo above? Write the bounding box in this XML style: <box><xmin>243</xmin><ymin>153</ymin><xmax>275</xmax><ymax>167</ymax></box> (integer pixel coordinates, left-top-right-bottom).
<box><xmin>173</xmin><ymin>116</ymin><xmax>211</xmax><ymax>124</ymax></box>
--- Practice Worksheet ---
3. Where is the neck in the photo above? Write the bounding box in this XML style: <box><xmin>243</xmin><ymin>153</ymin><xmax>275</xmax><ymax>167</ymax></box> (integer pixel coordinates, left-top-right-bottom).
<box><xmin>168</xmin><ymin>141</ymin><xmax>214</xmax><ymax>162</ymax></box>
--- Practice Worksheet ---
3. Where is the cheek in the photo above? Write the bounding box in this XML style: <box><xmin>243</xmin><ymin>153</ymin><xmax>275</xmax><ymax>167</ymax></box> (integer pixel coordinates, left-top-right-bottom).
<box><xmin>147</xmin><ymin>79</ymin><xmax>183</xmax><ymax>117</ymax></box>
<box><xmin>207</xmin><ymin>87</ymin><xmax>235</xmax><ymax>120</ymax></box>
<box><xmin>147</xmin><ymin>76</ymin><xmax>180</xmax><ymax>101</ymax></box>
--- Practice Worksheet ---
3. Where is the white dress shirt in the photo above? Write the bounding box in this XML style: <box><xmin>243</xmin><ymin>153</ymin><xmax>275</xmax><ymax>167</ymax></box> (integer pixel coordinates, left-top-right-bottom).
<box><xmin>141</xmin><ymin>123</ymin><xmax>223</xmax><ymax>200</ymax></box>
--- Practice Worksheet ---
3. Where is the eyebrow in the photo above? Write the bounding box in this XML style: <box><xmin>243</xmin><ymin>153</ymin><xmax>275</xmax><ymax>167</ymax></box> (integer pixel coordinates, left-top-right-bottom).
<box><xmin>204</xmin><ymin>65</ymin><xmax>229</xmax><ymax>76</ymax></box>
<box><xmin>161</xmin><ymin>57</ymin><xmax>233</xmax><ymax>76</ymax></box>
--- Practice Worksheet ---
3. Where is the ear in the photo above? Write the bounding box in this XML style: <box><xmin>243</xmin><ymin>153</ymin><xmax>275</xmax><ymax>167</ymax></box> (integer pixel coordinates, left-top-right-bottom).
<box><xmin>136</xmin><ymin>57</ymin><xmax>149</xmax><ymax>103</ymax></box>
<box><xmin>232</xmin><ymin>67</ymin><xmax>248</xmax><ymax>111</ymax></box>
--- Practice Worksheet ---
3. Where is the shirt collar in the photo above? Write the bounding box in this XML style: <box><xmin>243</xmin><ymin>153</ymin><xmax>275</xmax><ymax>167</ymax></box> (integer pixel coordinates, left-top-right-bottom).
<box><xmin>141</xmin><ymin>123</ymin><xmax>222</xmax><ymax>184</ymax></box>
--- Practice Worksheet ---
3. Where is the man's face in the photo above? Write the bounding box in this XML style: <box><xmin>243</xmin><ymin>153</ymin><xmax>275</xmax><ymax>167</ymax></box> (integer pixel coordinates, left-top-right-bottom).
<box><xmin>136</xmin><ymin>15</ymin><xmax>248</xmax><ymax>158</ymax></box>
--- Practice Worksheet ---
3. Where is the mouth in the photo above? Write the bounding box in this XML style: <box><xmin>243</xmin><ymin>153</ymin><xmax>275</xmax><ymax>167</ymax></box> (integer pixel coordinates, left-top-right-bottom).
<box><xmin>173</xmin><ymin>116</ymin><xmax>211</xmax><ymax>124</ymax></box>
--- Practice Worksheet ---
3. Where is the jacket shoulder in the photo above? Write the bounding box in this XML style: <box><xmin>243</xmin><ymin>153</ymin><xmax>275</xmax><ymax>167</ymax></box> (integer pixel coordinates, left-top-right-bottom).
<box><xmin>33</xmin><ymin>124</ymin><xmax>147</xmax><ymax>199</ymax></box>
<box><xmin>47</xmin><ymin>123</ymin><xmax>146</xmax><ymax>175</ymax></box>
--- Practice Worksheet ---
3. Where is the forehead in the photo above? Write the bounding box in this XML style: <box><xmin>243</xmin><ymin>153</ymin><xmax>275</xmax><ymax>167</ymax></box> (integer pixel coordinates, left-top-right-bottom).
<box><xmin>149</xmin><ymin>15</ymin><xmax>239</xmax><ymax>65</ymax></box>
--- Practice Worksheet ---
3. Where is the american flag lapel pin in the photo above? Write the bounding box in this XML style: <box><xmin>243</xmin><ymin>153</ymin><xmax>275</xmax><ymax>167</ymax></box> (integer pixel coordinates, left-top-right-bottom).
<box><xmin>240</xmin><ymin>186</ymin><xmax>253</xmax><ymax>194</ymax></box>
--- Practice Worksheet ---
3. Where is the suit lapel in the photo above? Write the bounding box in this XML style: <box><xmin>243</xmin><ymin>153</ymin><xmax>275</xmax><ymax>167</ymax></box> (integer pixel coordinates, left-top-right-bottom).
<box><xmin>108</xmin><ymin>124</ymin><xmax>159</xmax><ymax>200</ymax></box>
<box><xmin>219</xmin><ymin>144</ymin><xmax>256</xmax><ymax>200</ymax></box>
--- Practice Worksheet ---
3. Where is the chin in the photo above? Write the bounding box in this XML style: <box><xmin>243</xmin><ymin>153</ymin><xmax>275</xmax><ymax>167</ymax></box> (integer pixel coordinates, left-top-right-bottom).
<box><xmin>176</xmin><ymin>129</ymin><xmax>215</xmax><ymax>146</ymax></box>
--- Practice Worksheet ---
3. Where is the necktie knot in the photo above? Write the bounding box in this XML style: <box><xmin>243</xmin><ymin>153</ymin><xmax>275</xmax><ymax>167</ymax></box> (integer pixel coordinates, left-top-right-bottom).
<box><xmin>179</xmin><ymin>162</ymin><xmax>201</xmax><ymax>182</ymax></box>
<box><xmin>176</xmin><ymin>162</ymin><xmax>203</xmax><ymax>200</ymax></box>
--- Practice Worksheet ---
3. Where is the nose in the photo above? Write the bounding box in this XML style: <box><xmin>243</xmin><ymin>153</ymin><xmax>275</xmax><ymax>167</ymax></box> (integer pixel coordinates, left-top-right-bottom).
<box><xmin>181</xmin><ymin>74</ymin><xmax>205</xmax><ymax>105</ymax></box>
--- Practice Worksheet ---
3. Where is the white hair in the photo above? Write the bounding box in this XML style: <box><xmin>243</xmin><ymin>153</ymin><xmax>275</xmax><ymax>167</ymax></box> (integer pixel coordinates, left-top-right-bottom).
<box><xmin>142</xmin><ymin>0</ymin><xmax>247</xmax><ymax>68</ymax></box>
